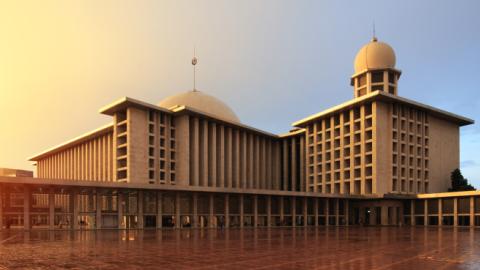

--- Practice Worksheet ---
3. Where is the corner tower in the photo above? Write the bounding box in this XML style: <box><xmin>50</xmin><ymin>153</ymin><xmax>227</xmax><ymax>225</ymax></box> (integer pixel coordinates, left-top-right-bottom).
<box><xmin>351</xmin><ymin>37</ymin><xmax>401</xmax><ymax>98</ymax></box>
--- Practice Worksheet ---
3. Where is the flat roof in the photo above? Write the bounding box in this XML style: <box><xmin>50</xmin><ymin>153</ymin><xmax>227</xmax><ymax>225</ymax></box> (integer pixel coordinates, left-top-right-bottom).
<box><xmin>28</xmin><ymin>123</ymin><xmax>113</xmax><ymax>161</ymax></box>
<box><xmin>292</xmin><ymin>91</ymin><xmax>474</xmax><ymax>127</ymax></box>
<box><xmin>1</xmin><ymin>176</ymin><xmax>478</xmax><ymax>200</ymax></box>
<box><xmin>0</xmin><ymin>176</ymin><xmax>373</xmax><ymax>199</ymax></box>
<box><xmin>100</xmin><ymin>96</ymin><xmax>280</xmax><ymax>138</ymax></box>
<box><xmin>278</xmin><ymin>128</ymin><xmax>306</xmax><ymax>138</ymax></box>
<box><xmin>99</xmin><ymin>96</ymin><xmax>173</xmax><ymax>115</ymax></box>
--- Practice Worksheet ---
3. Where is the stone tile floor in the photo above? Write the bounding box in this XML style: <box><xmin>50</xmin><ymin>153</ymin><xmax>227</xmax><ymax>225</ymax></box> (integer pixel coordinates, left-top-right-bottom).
<box><xmin>0</xmin><ymin>227</ymin><xmax>479</xmax><ymax>269</ymax></box>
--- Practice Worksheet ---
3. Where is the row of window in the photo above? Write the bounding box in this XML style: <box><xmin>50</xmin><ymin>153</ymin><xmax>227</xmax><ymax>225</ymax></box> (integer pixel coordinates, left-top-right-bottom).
<box><xmin>391</xmin><ymin>105</ymin><xmax>429</xmax><ymax>193</ymax></box>
<box><xmin>306</xmin><ymin>104</ymin><xmax>375</xmax><ymax>195</ymax></box>
<box><xmin>147</xmin><ymin>110</ymin><xmax>176</xmax><ymax>184</ymax></box>
<box><xmin>116</xmin><ymin>112</ymin><xmax>128</xmax><ymax>181</ymax></box>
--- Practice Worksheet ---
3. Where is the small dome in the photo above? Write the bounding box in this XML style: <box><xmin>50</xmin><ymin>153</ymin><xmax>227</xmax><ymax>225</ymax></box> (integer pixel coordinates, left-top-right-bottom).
<box><xmin>354</xmin><ymin>38</ymin><xmax>396</xmax><ymax>74</ymax></box>
<box><xmin>158</xmin><ymin>90</ymin><xmax>240</xmax><ymax>123</ymax></box>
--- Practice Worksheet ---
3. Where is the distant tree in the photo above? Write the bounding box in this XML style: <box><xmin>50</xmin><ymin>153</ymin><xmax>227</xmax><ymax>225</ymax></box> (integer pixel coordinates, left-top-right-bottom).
<box><xmin>449</xmin><ymin>168</ymin><xmax>475</xmax><ymax>191</ymax></box>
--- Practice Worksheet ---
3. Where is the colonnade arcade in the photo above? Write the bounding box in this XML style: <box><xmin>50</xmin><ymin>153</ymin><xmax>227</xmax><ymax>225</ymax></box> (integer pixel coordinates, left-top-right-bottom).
<box><xmin>0</xmin><ymin>183</ymin><xmax>349</xmax><ymax>230</ymax></box>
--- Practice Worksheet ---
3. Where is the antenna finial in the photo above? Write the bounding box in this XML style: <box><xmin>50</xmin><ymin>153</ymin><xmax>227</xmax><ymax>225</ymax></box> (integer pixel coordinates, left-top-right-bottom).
<box><xmin>192</xmin><ymin>47</ymin><xmax>198</xmax><ymax>91</ymax></box>
<box><xmin>372</xmin><ymin>21</ymin><xmax>377</xmax><ymax>42</ymax></box>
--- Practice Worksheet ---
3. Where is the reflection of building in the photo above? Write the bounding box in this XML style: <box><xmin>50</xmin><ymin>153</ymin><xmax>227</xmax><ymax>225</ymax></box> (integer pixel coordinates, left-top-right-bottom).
<box><xmin>0</xmin><ymin>37</ymin><xmax>478</xmax><ymax>230</ymax></box>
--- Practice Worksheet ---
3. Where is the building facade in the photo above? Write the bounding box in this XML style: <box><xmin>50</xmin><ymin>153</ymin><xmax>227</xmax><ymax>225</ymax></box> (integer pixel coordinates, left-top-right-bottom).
<box><xmin>0</xmin><ymin>37</ymin><xmax>477</xmax><ymax>230</ymax></box>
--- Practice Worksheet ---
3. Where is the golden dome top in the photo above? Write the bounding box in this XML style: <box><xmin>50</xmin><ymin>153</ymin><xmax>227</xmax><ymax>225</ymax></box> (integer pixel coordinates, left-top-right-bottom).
<box><xmin>354</xmin><ymin>38</ymin><xmax>396</xmax><ymax>74</ymax></box>
<box><xmin>158</xmin><ymin>90</ymin><xmax>240</xmax><ymax>123</ymax></box>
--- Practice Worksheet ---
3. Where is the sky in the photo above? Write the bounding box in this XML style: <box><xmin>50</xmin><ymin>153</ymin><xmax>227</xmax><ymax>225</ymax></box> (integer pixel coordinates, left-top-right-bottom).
<box><xmin>0</xmin><ymin>0</ymin><xmax>479</xmax><ymax>186</ymax></box>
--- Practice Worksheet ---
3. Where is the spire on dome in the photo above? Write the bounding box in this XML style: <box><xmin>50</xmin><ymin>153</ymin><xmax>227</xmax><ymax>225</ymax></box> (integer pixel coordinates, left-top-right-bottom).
<box><xmin>192</xmin><ymin>48</ymin><xmax>198</xmax><ymax>92</ymax></box>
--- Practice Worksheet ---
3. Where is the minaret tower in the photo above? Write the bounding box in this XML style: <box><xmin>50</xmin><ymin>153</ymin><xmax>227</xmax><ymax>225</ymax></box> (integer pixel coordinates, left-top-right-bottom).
<box><xmin>351</xmin><ymin>36</ymin><xmax>401</xmax><ymax>98</ymax></box>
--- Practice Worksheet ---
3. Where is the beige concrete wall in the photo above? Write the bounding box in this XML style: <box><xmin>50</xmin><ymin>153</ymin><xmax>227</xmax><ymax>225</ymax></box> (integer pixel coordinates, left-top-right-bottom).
<box><xmin>37</xmin><ymin>132</ymin><xmax>114</xmax><ymax>182</ymax></box>
<box><xmin>428</xmin><ymin>116</ymin><xmax>459</xmax><ymax>193</ymax></box>
<box><xmin>175</xmin><ymin>115</ymin><xmax>190</xmax><ymax>186</ymax></box>
<box><xmin>126</xmin><ymin>107</ymin><xmax>149</xmax><ymax>184</ymax></box>
<box><xmin>184</xmin><ymin>115</ymin><xmax>286</xmax><ymax>191</ymax></box>
<box><xmin>374</xmin><ymin>101</ymin><xmax>392</xmax><ymax>196</ymax></box>
<box><xmin>304</xmin><ymin>102</ymin><xmax>375</xmax><ymax>196</ymax></box>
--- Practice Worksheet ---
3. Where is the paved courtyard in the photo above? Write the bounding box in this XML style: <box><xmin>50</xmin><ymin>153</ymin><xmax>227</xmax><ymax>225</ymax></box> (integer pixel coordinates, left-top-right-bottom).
<box><xmin>0</xmin><ymin>227</ymin><xmax>479</xmax><ymax>269</ymax></box>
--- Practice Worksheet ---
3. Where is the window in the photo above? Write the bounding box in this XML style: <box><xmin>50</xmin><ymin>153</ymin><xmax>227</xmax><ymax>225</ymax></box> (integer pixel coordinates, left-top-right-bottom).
<box><xmin>388</xmin><ymin>86</ymin><xmax>395</xmax><ymax>94</ymax></box>
<box><xmin>372</xmin><ymin>71</ymin><xmax>383</xmax><ymax>83</ymax></box>
<box><xmin>388</xmin><ymin>72</ymin><xmax>395</xmax><ymax>83</ymax></box>
<box><xmin>358</xmin><ymin>75</ymin><xmax>367</xmax><ymax>86</ymax></box>
<box><xmin>149</xmin><ymin>110</ymin><xmax>155</xmax><ymax>121</ymax></box>
<box><xmin>365</xmin><ymin>104</ymin><xmax>372</xmax><ymax>115</ymax></box>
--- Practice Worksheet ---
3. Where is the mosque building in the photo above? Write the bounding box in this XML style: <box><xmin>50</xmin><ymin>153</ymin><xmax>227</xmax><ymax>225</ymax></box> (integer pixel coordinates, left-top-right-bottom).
<box><xmin>0</xmin><ymin>37</ymin><xmax>478</xmax><ymax>229</ymax></box>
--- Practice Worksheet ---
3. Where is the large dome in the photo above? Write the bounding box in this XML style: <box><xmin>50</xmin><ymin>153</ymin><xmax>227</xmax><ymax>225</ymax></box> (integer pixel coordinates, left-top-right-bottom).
<box><xmin>158</xmin><ymin>90</ymin><xmax>240</xmax><ymax>123</ymax></box>
<box><xmin>354</xmin><ymin>38</ymin><xmax>396</xmax><ymax>74</ymax></box>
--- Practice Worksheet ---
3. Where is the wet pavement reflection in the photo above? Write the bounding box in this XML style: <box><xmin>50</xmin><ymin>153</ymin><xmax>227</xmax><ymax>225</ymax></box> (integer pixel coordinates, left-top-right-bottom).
<box><xmin>0</xmin><ymin>227</ymin><xmax>479</xmax><ymax>269</ymax></box>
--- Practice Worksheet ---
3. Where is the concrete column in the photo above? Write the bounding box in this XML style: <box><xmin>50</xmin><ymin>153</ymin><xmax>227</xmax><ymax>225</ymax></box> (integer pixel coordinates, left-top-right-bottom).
<box><xmin>96</xmin><ymin>191</ymin><xmax>102</xmax><ymax>229</ymax></box>
<box><xmin>381</xmin><ymin>206</ymin><xmax>388</xmax><ymax>226</ymax></box>
<box><xmin>225</xmin><ymin>194</ymin><xmax>229</xmax><ymax>228</ymax></box>
<box><xmin>118</xmin><ymin>192</ymin><xmax>124</xmax><ymax>229</ymax></box>
<box><xmin>291</xmin><ymin>197</ymin><xmax>296</xmax><ymax>227</ymax></box>
<box><xmin>324</xmin><ymin>199</ymin><xmax>329</xmax><ymax>227</ymax></box>
<box><xmin>209</xmin><ymin>194</ymin><xmax>214</xmax><ymax>228</ymax></box>
<box><xmin>72</xmin><ymin>190</ymin><xmax>78</xmax><ymax>230</ymax></box>
<box><xmin>137</xmin><ymin>191</ymin><xmax>144</xmax><ymax>229</ymax></box>
<box><xmin>157</xmin><ymin>192</ymin><xmax>162</xmax><ymax>229</ymax></box>
<box><xmin>49</xmin><ymin>189</ymin><xmax>55</xmax><ymax>230</ymax></box>
<box><xmin>303</xmin><ymin>197</ymin><xmax>308</xmax><ymax>227</ymax></box>
<box><xmin>219</xmin><ymin>126</ymin><xmax>225</xmax><ymax>188</ymax></box>
<box><xmin>253</xmin><ymin>195</ymin><xmax>258</xmax><ymax>228</ymax></box>
<box><xmin>279</xmin><ymin>196</ymin><xmax>284</xmax><ymax>225</ymax></box>
<box><xmin>193</xmin><ymin>193</ymin><xmax>198</xmax><ymax>228</ymax></box>
<box><xmin>454</xmin><ymin>198</ymin><xmax>458</xmax><ymax>227</ymax></box>
<box><xmin>24</xmin><ymin>186</ymin><xmax>31</xmax><ymax>230</ymax></box>
<box><xmin>0</xmin><ymin>188</ymin><xmax>3</xmax><ymax>230</ymax></box>
<box><xmin>314</xmin><ymin>198</ymin><xmax>319</xmax><ymax>226</ymax></box>
<box><xmin>211</xmin><ymin>124</ymin><xmax>218</xmax><ymax>187</ymax></box>
<box><xmin>470</xmin><ymin>197</ymin><xmax>475</xmax><ymax>227</ymax></box>
<box><xmin>201</xmin><ymin>120</ymin><xmax>209</xmax><ymax>187</ymax></box>
<box><xmin>175</xmin><ymin>192</ymin><xmax>181</xmax><ymax>229</ymax></box>
<box><xmin>410</xmin><ymin>200</ymin><xmax>415</xmax><ymax>226</ymax></box>
<box><xmin>239</xmin><ymin>194</ymin><xmax>244</xmax><ymax>228</ymax></box>
<box><xmin>335</xmin><ymin>199</ymin><xmax>340</xmax><ymax>226</ymax></box>
<box><xmin>192</xmin><ymin>118</ymin><xmax>200</xmax><ymax>186</ymax></box>
<box><xmin>345</xmin><ymin>200</ymin><xmax>349</xmax><ymax>226</ymax></box>
<box><xmin>267</xmin><ymin>196</ymin><xmax>272</xmax><ymax>227</ymax></box>
<box><xmin>88</xmin><ymin>192</ymin><xmax>95</xmax><ymax>215</ymax></box>
<box><xmin>438</xmin><ymin>199</ymin><xmax>442</xmax><ymax>227</ymax></box>
<box><xmin>392</xmin><ymin>207</ymin><xmax>397</xmax><ymax>225</ymax></box>
<box><xmin>359</xmin><ymin>207</ymin><xmax>365</xmax><ymax>225</ymax></box>
<box><xmin>424</xmin><ymin>200</ymin><xmax>428</xmax><ymax>226</ymax></box>
<box><xmin>369</xmin><ymin>207</ymin><xmax>376</xmax><ymax>226</ymax></box>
